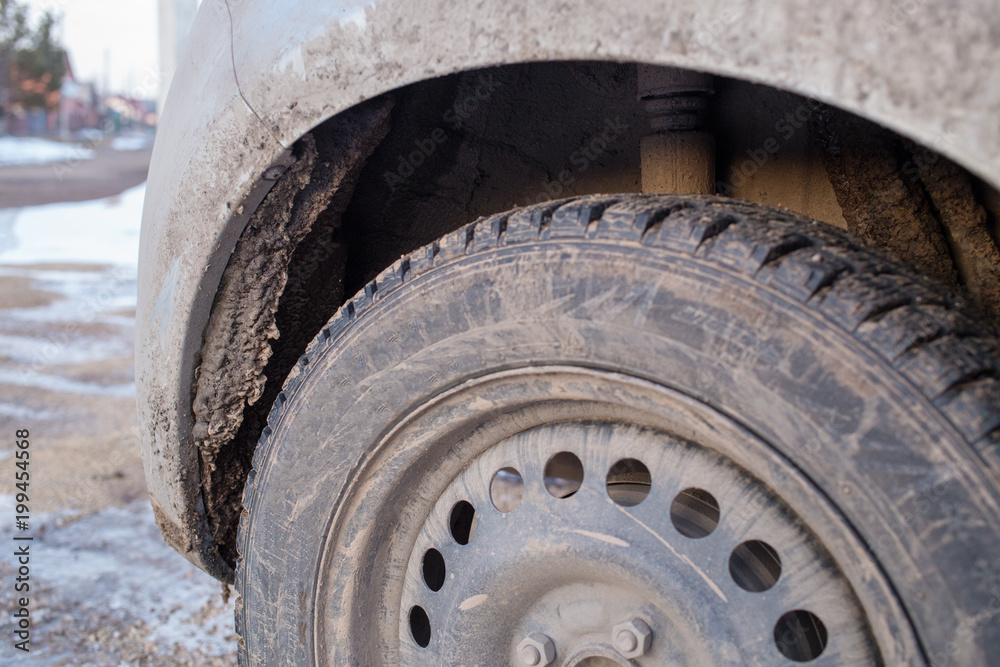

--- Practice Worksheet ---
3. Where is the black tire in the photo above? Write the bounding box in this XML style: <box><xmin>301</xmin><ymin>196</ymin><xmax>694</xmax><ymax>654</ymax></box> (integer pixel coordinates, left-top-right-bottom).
<box><xmin>236</xmin><ymin>195</ymin><xmax>1000</xmax><ymax>666</ymax></box>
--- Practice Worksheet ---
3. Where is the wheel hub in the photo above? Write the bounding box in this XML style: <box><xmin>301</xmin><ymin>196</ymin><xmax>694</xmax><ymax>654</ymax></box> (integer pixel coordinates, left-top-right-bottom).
<box><xmin>400</xmin><ymin>420</ymin><xmax>876</xmax><ymax>665</ymax></box>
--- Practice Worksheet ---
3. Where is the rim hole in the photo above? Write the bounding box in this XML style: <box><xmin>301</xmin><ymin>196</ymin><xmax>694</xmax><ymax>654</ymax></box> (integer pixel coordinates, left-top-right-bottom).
<box><xmin>409</xmin><ymin>606</ymin><xmax>431</xmax><ymax>647</ymax></box>
<box><xmin>605</xmin><ymin>458</ymin><xmax>651</xmax><ymax>507</ymax></box>
<box><xmin>544</xmin><ymin>451</ymin><xmax>584</xmax><ymax>498</ymax></box>
<box><xmin>774</xmin><ymin>610</ymin><xmax>828</xmax><ymax>662</ymax></box>
<box><xmin>490</xmin><ymin>467</ymin><xmax>524</xmax><ymax>513</ymax></box>
<box><xmin>422</xmin><ymin>548</ymin><xmax>446</xmax><ymax>592</ymax></box>
<box><xmin>730</xmin><ymin>540</ymin><xmax>782</xmax><ymax>592</ymax></box>
<box><xmin>449</xmin><ymin>500</ymin><xmax>477</xmax><ymax>545</ymax></box>
<box><xmin>670</xmin><ymin>487</ymin><xmax>720</xmax><ymax>538</ymax></box>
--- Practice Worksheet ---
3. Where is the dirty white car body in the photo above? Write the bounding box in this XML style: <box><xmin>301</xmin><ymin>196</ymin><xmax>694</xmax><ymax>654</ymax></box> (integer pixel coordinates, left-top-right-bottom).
<box><xmin>138</xmin><ymin>0</ymin><xmax>1000</xmax><ymax>663</ymax></box>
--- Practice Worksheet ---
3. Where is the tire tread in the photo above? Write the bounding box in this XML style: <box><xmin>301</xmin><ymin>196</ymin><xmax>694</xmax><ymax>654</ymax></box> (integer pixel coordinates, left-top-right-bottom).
<box><xmin>234</xmin><ymin>194</ymin><xmax>1000</xmax><ymax>665</ymax></box>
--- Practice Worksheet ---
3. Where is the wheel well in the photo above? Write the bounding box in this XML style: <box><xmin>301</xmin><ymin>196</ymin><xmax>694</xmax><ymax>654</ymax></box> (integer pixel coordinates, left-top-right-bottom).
<box><xmin>193</xmin><ymin>60</ymin><xmax>1000</xmax><ymax>578</ymax></box>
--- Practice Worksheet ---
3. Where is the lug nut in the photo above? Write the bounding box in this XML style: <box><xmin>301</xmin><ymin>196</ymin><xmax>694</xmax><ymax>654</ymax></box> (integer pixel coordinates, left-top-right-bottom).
<box><xmin>615</xmin><ymin>629</ymin><xmax>638</xmax><ymax>653</ymax></box>
<box><xmin>612</xmin><ymin>618</ymin><xmax>652</xmax><ymax>659</ymax></box>
<box><xmin>517</xmin><ymin>632</ymin><xmax>555</xmax><ymax>666</ymax></box>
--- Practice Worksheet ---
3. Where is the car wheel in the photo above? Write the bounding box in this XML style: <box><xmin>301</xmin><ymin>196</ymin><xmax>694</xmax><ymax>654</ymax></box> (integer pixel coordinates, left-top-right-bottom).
<box><xmin>236</xmin><ymin>195</ymin><xmax>1000</xmax><ymax>665</ymax></box>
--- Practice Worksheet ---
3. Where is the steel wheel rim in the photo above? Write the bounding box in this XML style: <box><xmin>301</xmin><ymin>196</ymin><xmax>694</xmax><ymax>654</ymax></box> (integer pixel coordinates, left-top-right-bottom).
<box><xmin>400</xmin><ymin>420</ymin><xmax>874</xmax><ymax>665</ymax></box>
<box><xmin>314</xmin><ymin>366</ymin><xmax>920</xmax><ymax>665</ymax></box>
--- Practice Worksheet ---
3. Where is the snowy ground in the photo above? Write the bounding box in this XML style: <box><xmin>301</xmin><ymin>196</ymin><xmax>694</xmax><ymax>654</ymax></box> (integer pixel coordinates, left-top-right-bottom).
<box><xmin>0</xmin><ymin>501</ymin><xmax>236</xmax><ymax>665</ymax></box>
<box><xmin>0</xmin><ymin>137</ymin><xmax>96</xmax><ymax>168</ymax></box>
<box><xmin>110</xmin><ymin>133</ymin><xmax>154</xmax><ymax>153</ymax></box>
<box><xmin>0</xmin><ymin>187</ymin><xmax>238</xmax><ymax>664</ymax></box>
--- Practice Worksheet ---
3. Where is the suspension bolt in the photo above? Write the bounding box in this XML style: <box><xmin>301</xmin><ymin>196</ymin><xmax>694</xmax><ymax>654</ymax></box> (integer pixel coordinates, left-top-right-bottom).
<box><xmin>262</xmin><ymin>165</ymin><xmax>288</xmax><ymax>180</ymax></box>
<box><xmin>612</xmin><ymin>618</ymin><xmax>652</xmax><ymax>658</ymax></box>
<box><xmin>517</xmin><ymin>632</ymin><xmax>555</xmax><ymax>666</ymax></box>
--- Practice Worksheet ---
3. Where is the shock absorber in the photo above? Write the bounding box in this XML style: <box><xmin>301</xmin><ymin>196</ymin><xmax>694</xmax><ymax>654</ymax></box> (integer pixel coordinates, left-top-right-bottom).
<box><xmin>637</xmin><ymin>65</ymin><xmax>715</xmax><ymax>195</ymax></box>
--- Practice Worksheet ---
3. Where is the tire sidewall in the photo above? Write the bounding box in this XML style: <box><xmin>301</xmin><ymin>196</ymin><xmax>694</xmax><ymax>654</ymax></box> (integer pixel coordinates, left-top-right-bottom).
<box><xmin>240</xmin><ymin>238</ymin><xmax>1000</xmax><ymax>665</ymax></box>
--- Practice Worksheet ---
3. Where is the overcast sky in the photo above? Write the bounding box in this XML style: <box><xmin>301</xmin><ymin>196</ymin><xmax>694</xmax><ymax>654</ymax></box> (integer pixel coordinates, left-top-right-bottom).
<box><xmin>24</xmin><ymin>0</ymin><xmax>160</xmax><ymax>96</ymax></box>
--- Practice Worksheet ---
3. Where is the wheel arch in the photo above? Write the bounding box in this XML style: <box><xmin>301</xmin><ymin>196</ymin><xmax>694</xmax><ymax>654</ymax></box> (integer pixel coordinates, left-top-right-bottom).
<box><xmin>138</xmin><ymin>0</ymin><xmax>1000</xmax><ymax>579</ymax></box>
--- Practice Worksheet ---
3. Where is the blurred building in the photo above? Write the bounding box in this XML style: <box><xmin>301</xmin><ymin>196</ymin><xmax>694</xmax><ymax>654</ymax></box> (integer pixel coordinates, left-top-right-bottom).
<box><xmin>5</xmin><ymin>53</ymin><xmax>100</xmax><ymax>136</ymax></box>
<box><xmin>59</xmin><ymin>57</ymin><xmax>101</xmax><ymax>136</ymax></box>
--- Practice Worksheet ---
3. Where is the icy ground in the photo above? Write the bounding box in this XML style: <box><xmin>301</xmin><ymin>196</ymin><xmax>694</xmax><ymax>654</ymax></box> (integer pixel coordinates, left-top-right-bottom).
<box><xmin>0</xmin><ymin>137</ymin><xmax>96</xmax><ymax>168</ymax></box>
<box><xmin>0</xmin><ymin>500</ymin><xmax>237</xmax><ymax>665</ymax></box>
<box><xmin>0</xmin><ymin>183</ymin><xmax>143</xmax><ymax>267</ymax></box>
<box><xmin>110</xmin><ymin>133</ymin><xmax>154</xmax><ymax>153</ymax></box>
<box><xmin>0</xmin><ymin>187</ymin><xmax>238</xmax><ymax>664</ymax></box>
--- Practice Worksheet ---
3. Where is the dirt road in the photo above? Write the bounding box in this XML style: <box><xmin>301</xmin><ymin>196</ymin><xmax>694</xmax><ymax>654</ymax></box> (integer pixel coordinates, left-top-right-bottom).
<box><xmin>0</xmin><ymin>142</ymin><xmax>152</xmax><ymax>208</ymax></box>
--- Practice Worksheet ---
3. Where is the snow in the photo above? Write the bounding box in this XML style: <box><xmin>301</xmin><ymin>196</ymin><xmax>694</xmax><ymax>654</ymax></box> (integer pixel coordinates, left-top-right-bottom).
<box><xmin>0</xmin><ymin>136</ymin><xmax>97</xmax><ymax>167</ymax></box>
<box><xmin>0</xmin><ymin>265</ymin><xmax>137</xmax><ymax>325</ymax></box>
<box><xmin>0</xmin><ymin>369</ymin><xmax>135</xmax><ymax>397</ymax></box>
<box><xmin>111</xmin><ymin>133</ymin><xmax>153</xmax><ymax>152</ymax></box>
<box><xmin>0</xmin><ymin>184</ymin><xmax>144</xmax><ymax>268</ymax></box>
<box><xmin>0</xmin><ymin>186</ymin><xmax>143</xmax><ymax>397</ymax></box>
<box><xmin>0</xmin><ymin>497</ymin><xmax>238</xmax><ymax>662</ymax></box>
<box><xmin>0</xmin><ymin>402</ymin><xmax>58</xmax><ymax>421</ymax></box>
<box><xmin>0</xmin><ymin>185</ymin><xmax>237</xmax><ymax>663</ymax></box>
<box><xmin>0</xmin><ymin>327</ymin><xmax>130</xmax><ymax>365</ymax></box>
